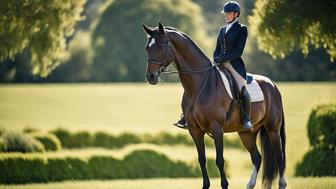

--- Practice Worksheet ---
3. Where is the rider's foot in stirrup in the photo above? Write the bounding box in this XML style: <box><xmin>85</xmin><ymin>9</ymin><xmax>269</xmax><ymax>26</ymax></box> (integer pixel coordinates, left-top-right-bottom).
<box><xmin>242</xmin><ymin>119</ymin><xmax>253</xmax><ymax>131</ymax></box>
<box><xmin>174</xmin><ymin>116</ymin><xmax>188</xmax><ymax>129</ymax></box>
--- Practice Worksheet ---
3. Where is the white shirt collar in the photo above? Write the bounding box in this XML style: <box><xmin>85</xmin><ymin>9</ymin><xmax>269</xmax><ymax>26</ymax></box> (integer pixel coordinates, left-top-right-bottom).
<box><xmin>225</xmin><ymin>20</ymin><xmax>238</xmax><ymax>33</ymax></box>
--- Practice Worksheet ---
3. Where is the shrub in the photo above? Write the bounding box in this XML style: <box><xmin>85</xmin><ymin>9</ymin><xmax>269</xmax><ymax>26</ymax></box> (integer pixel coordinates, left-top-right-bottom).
<box><xmin>0</xmin><ymin>150</ymin><xmax>228</xmax><ymax>184</ymax></box>
<box><xmin>307</xmin><ymin>103</ymin><xmax>336</xmax><ymax>150</ymax></box>
<box><xmin>50</xmin><ymin>128</ymin><xmax>91</xmax><ymax>148</ymax></box>
<box><xmin>1</xmin><ymin>130</ymin><xmax>44</xmax><ymax>153</ymax></box>
<box><xmin>296</xmin><ymin>102</ymin><xmax>336</xmax><ymax>177</ymax></box>
<box><xmin>50</xmin><ymin>128</ymin><xmax>71</xmax><ymax>147</ymax></box>
<box><xmin>91</xmin><ymin>131</ymin><xmax>115</xmax><ymax>148</ymax></box>
<box><xmin>295</xmin><ymin>148</ymin><xmax>336</xmax><ymax>176</ymax></box>
<box><xmin>32</xmin><ymin>133</ymin><xmax>62</xmax><ymax>151</ymax></box>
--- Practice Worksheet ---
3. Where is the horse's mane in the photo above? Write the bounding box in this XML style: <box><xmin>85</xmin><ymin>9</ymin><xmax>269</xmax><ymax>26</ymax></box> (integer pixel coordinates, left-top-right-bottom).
<box><xmin>163</xmin><ymin>26</ymin><xmax>211</xmax><ymax>62</ymax></box>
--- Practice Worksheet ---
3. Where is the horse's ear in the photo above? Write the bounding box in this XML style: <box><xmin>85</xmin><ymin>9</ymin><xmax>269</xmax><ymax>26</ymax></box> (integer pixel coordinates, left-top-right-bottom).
<box><xmin>142</xmin><ymin>23</ymin><xmax>154</xmax><ymax>36</ymax></box>
<box><xmin>158</xmin><ymin>22</ymin><xmax>164</xmax><ymax>34</ymax></box>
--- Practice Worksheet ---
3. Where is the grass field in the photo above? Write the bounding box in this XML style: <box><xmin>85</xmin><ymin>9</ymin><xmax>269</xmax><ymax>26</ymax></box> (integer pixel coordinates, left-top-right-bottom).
<box><xmin>1</xmin><ymin>177</ymin><xmax>336</xmax><ymax>189</ymax></box>
<box><xmin>0</xmin><ymin>82</ymin><xmax>335</xmax><ymax>188</ymax></box>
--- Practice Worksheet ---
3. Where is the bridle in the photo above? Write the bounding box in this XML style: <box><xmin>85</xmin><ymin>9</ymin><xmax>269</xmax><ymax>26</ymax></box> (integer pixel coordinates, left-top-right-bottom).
<box><xmin>147</xmin><ymin>35</ymin><xmax>171</xmax><ymax>74</ymax></box>
<box><xmin>146</xmin><ymin>35</ymin><xmax>216</xmax><ymax>75</ymax></box>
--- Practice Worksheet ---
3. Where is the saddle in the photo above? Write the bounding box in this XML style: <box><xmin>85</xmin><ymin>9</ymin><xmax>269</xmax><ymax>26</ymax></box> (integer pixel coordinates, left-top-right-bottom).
<box><xmin>216</xmin><ymin>66</ymin><xmax>264</xmax><ymax>102</ymax></box>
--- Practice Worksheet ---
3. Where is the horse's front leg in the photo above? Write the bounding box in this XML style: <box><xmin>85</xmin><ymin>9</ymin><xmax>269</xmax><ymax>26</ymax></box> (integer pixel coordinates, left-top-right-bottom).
<box><xmin>189</xmin><ymin>125</ymin><xmax>210</xmax><ymax>189</ymax></box>
<box><xmin>211</xmin><ymin>122</ymin><xmax>229</xmax><ymax>189</ymax></box>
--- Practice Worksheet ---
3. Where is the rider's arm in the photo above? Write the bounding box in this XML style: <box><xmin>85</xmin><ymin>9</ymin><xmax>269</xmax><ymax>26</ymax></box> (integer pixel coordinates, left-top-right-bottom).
<box><xmin>213</xmin><ymin>28</ymin><xmax>225</xmax><ymax>63</ymax></box>
<box><xmin>221</xmin><ymin>26</ymin><xmax>248</xmax><ymax>62</ymax></box>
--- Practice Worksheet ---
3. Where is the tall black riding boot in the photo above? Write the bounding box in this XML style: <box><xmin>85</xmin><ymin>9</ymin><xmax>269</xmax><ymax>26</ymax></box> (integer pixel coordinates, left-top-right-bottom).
<box><xmin>241</xmin><ymin>86</ymin><xmax>253</xmax><ymax>131</ymax></box>
<box><xmin>174</xmin><ymin>114</ymin><xmax>188</xmax><ymax>129</ymax></box>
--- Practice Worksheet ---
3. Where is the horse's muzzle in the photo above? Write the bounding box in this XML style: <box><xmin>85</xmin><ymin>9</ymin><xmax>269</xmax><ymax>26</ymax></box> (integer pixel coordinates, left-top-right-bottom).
<box><xmin>146</xmin><ymin>72</ymin><xmax>159</xmax><ymax>85</ymax></box>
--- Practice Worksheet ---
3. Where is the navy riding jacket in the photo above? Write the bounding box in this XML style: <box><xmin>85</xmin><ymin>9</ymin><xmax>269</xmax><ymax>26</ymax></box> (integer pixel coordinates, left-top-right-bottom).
<box><xmin>213</xmin><ymin>21</ymin><xmax>248</xmax><ymax>78</ymax></box>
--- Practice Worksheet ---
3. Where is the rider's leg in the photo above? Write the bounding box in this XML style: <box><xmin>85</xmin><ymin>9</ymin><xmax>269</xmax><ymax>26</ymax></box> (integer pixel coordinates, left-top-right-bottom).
<box><xmin>224</xmin><ymin>64</ymin><xmax>252</xmax><ymax>131</ymax></box>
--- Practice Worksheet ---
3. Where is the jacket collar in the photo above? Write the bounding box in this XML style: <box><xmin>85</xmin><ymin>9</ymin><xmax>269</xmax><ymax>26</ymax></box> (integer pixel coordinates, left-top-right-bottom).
<box><xmin>224</xmin><ymin>21</ymin><xmax>239</xmax><ymax>36</ymax></box>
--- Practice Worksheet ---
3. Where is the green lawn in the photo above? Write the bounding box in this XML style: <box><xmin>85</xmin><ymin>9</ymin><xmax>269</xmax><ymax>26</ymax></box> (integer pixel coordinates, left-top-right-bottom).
<box><xmin>0</xmin><ymin>82</ymin><xmax>335</xmax><ymax>178</ymax></box>
<box><xmin>1</xmin><ymin>177</ymin><xmax>336</xmax><ymax>189</ymax></box>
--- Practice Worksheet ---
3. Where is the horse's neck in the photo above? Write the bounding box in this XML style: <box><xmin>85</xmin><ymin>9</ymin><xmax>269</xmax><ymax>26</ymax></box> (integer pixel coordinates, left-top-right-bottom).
<box><xmin>168</xmin><ymin>32</ymin><xmax>211</xmax><ymax>97</ymax></box>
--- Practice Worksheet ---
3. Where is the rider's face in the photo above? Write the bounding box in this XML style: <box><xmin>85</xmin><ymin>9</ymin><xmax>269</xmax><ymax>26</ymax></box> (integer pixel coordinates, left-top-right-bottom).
<box><xmin>225</xmin><ymin>12</ymin><xmax>237</xmax><ymax>23</ymax></box>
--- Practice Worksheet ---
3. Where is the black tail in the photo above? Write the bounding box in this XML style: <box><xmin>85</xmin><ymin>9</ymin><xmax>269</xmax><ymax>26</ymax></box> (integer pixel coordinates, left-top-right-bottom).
<box><xmin>260</xmin><ymin>127</ymin><xmax>278</xmax><ymax>187</ymax></box>
<box><xmin>279</xmin><ymin>104</ymin><xmax>286</xmax><ymax>177</ymax></box>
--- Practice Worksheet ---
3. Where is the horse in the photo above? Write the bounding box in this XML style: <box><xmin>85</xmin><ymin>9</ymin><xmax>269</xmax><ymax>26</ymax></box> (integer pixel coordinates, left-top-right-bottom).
<box><xmin>143</xmin><ymin>23</ymin><xmax>287</xmax><ymax>189</ymax></box>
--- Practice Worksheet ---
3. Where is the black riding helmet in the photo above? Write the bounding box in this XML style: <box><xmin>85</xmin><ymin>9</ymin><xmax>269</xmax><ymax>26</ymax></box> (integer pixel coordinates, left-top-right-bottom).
<box><xmin>221</xmin><ymin>1</ymin><xmax>241</xmax><ymax>17</ymax></box>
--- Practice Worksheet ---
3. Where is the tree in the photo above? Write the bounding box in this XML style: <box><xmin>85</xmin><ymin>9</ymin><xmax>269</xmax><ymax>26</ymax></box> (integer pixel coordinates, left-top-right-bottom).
<box><xmin>249</xmin><ymin>0</ymin><xmax>336</xmax><ymax>61</ymax></box>
<box><xmin>91</xmin><ymin>0</ymin><xmax>211</xmax><ymax>82</ymax></box>
<box><xmin>0</xmin><ymin>0</ymin><xmax>85</xmax><ymax>76</ymax></box>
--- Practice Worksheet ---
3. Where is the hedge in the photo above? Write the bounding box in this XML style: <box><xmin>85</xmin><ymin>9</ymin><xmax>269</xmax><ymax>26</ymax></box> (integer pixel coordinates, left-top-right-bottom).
<box><xmin>50</xmin><ymin>128</ymin><xmax>242</xmax><ymax>149</ymax></box>
<box><xmin>295</xmin><ymin>103</ymin><xmax>336</xmax><ymax>176</ymax></box>
<box><xmin>295</xmin><ymin>148</ymin><xmax>336</xmax><ymax>176</ymax></box>
<box><xmin>0</xmin><ymin>150</ymin><xmax>225</xmax><ymax>184</ymax></box>
<box><xmin>307</xmin><ymin>103</ymin><xmax>336</xmax><ymax>150</ymax></box>
<box><xmin>31</xmin><ymin>133</ymin><xmax>62</xmax><ymax>151</ymax></box>
<box><xmin>0</xmin><ymin>131</ymin><xmax>44</xmax><ymax>153</ymax></box>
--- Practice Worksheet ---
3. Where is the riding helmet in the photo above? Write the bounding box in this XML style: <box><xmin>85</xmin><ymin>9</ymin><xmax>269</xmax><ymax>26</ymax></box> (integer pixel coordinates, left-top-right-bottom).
<box><xmin>222</xmin><ymin>1</ymin><xmax>241</xmax><ymax>16</ymax></box>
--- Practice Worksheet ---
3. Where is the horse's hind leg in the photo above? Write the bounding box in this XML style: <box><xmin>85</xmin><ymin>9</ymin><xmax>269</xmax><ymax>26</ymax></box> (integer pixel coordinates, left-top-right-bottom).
<box><xmin>238</xmin><ymin>131</ymin><xmax>261</xmax><ymax>189</ymax></box>
<box><xmin>211</xmin><ymin>122</ymin><xmax>229</xmax><ymax>189</ymax></box>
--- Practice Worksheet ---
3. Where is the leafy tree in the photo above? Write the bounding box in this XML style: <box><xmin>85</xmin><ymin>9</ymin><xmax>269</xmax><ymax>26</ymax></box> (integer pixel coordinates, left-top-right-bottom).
<box><xmin>91</xmin><ymin>0</ymin><xmax>211</xmax><ymax>82</ymax></box>
<box><xmin>249</xmin><ymin>0</ymin><xmax>336</xmax><ymax>61</ymax></box>
<box><xmin>0</xmin><ymin>0</ymin><xmax>85</xmax><ymax>76</ymax></box>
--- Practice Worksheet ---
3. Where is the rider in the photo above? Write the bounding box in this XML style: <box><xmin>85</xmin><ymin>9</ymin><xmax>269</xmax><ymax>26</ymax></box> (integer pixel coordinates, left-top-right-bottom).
<box><xmin>174</xmin><ymin>1</ymin><xmax>253</xmax><ymax>131</ymax></box>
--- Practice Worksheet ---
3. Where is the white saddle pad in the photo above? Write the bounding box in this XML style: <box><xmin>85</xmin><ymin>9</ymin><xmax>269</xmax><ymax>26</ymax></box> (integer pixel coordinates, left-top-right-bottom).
<box><xmin>216</xmin><ymin>66</ymin><xmax>264</xmax><ymax>103</ymax></box>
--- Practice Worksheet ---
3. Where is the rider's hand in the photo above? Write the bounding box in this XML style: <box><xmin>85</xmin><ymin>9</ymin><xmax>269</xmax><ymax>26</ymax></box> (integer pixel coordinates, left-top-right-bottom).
<box><xmin>214</xmin><ymin>56</ymin><xmax>224</xmax><ymax>63</ymax></box>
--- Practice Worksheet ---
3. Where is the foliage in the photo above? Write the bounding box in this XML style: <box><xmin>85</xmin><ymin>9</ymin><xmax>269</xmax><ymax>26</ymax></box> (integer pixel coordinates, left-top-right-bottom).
<box><xmin>0</xmin><ymin>0</ymin><xmax>86</xmax><ymax>76</ymax></box>
<box><xmin>46</xmin><ymin>31</ymin><xmax>93</xmax><ymax>82</ymax></box>
<box><xmin>50</xmin><ymin>128</ymin><xmax>90</xmax><ymax>148</ymax></box>
<box><xmin>91</xmin><ymin>0</ymin><xmax>211</xmax><ymax>81</ymax></box>
<box><xmin>307</xmin><ymin>103</ymin><xmax>336</xmax><ymax>150</ymax></box>
<box><xmin>295</xmin><ymin>148</ymin><xmax>336</xmax><ymax>177</ymax></box>
<box><xmin>50</xmin><ymin>128</ymin><xmax>242</xmax><ymax>149</ymax></box>
<box><xmin>32</xmin><ymin>133</ymin><xmax>62</xmax><ymax>151</ymax></box>
<box><xmin>249</xmin><ymin>0</ymin><xmax>336</xmax><ymax>61</ymax></box>
<box><xmin>295</xmin><ymin>103</ymin><xmax>336</xmax><ymax>176</ymax></box>
<box><xmin>0</xmin><ymin>150</ymin><xmax>224</xmax><ymax>184</ymax></box>
<box><xmin>0</xmin><ymin>130</ymin><xmax>44</xmax><ymax>153</ymax></box>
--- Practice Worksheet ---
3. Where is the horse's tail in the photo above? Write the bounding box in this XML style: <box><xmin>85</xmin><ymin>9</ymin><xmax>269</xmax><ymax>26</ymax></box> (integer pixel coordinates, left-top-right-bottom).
<box><xmin>260</xmin><ymin>126</ymin><xmax>278</xmax><ymax>187</ymax></box>
<box><xmin>279</xmin><ymin>95</ymin><xmax>286</xmax><ymax>177</ymax></box>
<box><xmin>260</xmin><ymin>81</ymin><xmax>286</xmax><ymax>187</ymax></box>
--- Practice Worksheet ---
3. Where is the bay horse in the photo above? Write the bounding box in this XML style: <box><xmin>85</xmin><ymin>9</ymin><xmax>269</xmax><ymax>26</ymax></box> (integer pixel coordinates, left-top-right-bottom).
<box><xmin>143</xmin><ymin>23</ymin><xmax>287</xmax><ymax>189</ymax></box>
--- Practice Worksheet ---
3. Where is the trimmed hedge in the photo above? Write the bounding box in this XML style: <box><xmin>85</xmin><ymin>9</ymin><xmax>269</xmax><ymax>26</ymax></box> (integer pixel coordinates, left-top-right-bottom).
<box><xmin>0</xmin><ymin>131</ymin><xmax>44</xmax><ymax>153</ymax></box>
<box><xmin>50</xmin><ymin>128</ymin><xmax>242</xmax><ymax>149</ymax></box>
<box><xmin>32</xmin><ymin>133</ymin><xmax>62</xmax><ymax>151</ymax></box>
<box><xmin>0</xmin><ymin>150</ymin><xmax>225</xmax><ymax>184</ymax></box>
<box><xmin>295</xmin><ymin>103</ymin><xmax>336</xmax><ymax>176</ymax></box>
<box><xmin>295</xmin><ymin>148</ymin><xmax>336</xmax><ymax>176</ymax></box>
<box><xmin>307</xmin><ymin>103</ymin><xmax>336</xmax><ymax>150</ymax></box>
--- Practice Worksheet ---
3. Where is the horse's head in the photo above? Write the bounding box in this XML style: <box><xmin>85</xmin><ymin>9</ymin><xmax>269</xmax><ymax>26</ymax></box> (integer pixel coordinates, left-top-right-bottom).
<box><xmin>143</xmin><ymin>23</ymin><xmax>175</xmax><ymax>85</ymax></box>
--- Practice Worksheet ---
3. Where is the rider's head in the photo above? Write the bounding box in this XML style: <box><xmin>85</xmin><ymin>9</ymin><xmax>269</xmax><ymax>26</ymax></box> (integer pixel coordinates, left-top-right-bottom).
<box><xmin>222</xmin><ymin>1</ymin><xmax>240</xmax><ymax>23</ymax></box>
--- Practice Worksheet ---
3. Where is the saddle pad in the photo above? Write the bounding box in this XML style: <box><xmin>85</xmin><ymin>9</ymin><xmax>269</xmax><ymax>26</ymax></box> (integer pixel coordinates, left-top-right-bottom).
<box><xmin>216</xmin><ymin>66</ymin><xmax>264</xmax><ymax>103</ymax></box>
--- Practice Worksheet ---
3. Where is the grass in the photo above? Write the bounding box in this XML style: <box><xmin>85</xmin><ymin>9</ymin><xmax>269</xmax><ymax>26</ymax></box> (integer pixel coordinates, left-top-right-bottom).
<box><xmin>1</xmin><ymin>177</ymin><xmax>336</xmax><ymax>189</ymax></box>
<box><xmin>0</xmin><ymin>82</ymin><xmax>335</xmax><ymax>178</ymax></box>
